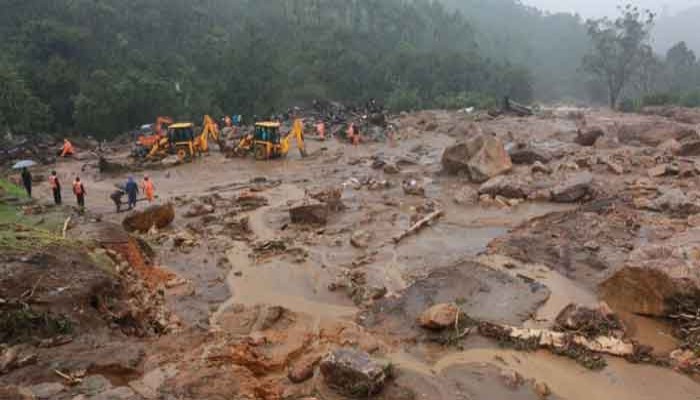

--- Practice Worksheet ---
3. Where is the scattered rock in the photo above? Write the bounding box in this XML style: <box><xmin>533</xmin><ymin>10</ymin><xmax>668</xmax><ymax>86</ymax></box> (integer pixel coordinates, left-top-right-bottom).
<box><xmin>350</xmin><ymin>230</ymin><xmax>372</xmax><ymax>249</ymax></box>
<box><xmin>123</xmin><ymin>203</ymin><xmax>175</xmax><ymax>233</ymax></box>
<box><xmin>499</xmin><ymin>369</ymin><xmax>524</xmax><ymax>389</ymax></box>
<box><xmin>678</xmin><ymin>139</ymin><xmax>700</xmax><ymax>156</ymax></box>
<box><xmin>184</xmin><ymin>203</ymin><xmax>215</xmax><ymax>218</ymax></box>
<box><xmin>575</xmin><ymin>127</ymin><xmax>604</xmax><ymax>147</ymax></box>
<box><xmin>453</xmin><ymin>186</ymin><xmax>477</xmax><ymax>205</ymax></box>
<box><xmin>533</xmin><ymin>381</ymin><xmax>551</xmax><ymax>399</ymax></box>
<box><xmin>550</xmin><ymin>173</ymin><xmax>593</xmax><ymax>203</ymax></box>
<box><xmin>479</xmin><ymin>176</ymin><xmax>531</xmax><ymax>199</ymax></box>
<box><xmin>288</xmin><ymin>354</ymin><xmax>322</xmax><ymax>383</ymax></box>
<box><xmin>531</xmin><ymin>161</ymin><xmax>552</xmax><ymax>174</ymax></box>
<box><xmin>90</xmin><ymin>386</ymin><xmax>137</xmax><ymax>400</ymax></box>
<box><xmin>647</xmin><ymin>164</ymin><xmax>676</xmax><ymax>178</ymax></box>
<box><xmin>648</xmin><ymin>188</ymin><xmax>700</xmax><ymax>216</ymax></box>
<box><xmin>442</xmin><ymin>135</ymin><xmax>513</xmax><ymax>183</ymax></box>
<box><xmin>320</xmin><ymin>348</ymin><xmax>390</xmax><ymax>397</ymax></box>
<box><xmin>554</xmin><ymin>303</ymin><xmax>624</xmax><ymax>338</ymax></box>
<box><xmin>290</xmin><ymin>200</ymin><xmax>329</xmax><ymax>225</ymax></box>
<box><xmin>659</xmin><ymin>138</ymin><xmax>681</xmax><ymax>153</ymax></box>
<box><xmin>605</xmin><ymin>159</ymin><xmax>624</xmax><ymax>175</ymax></box>
<box><xmin>417</xmin><ymin>303</ymin><xmax>465</xmax><ymax>330</ymax></box>
<box><xmin>401</xmin><ymin>179</ymin><xmax>425</xmax><ymax>196</ymax></box>
<box><xmin>509</xmin><ymin>147</ymin><xmax>552</xmax><ymax>165</ymax></box>
<box><xmin>30</xmin><ymin>382</ymin><xmax>66</xmax><ymax>399</ymax></box>
<box><xmin>383</xmin><ymin>163</ymin><xmax>401</xmax><ymax>174</ymax></box>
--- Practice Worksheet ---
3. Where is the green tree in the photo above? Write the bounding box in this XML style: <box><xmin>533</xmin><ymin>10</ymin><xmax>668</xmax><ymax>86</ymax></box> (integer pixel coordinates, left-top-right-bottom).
<box><xmin>0</xmin><ymin>62</ymin><xmax>51</xmax><ymax>134</ymax></box>
<box><xmin>583</xmin><ymin>5</ymin><xmax>655</xmax><ymax>108</ymax></box>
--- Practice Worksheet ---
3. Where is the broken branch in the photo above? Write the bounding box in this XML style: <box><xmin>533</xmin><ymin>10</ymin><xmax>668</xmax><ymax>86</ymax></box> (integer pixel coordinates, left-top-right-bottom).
<box><xmin>393</xmin><ymin>210</ymin><xmax>444</xmax><ymax>244</ymax></box>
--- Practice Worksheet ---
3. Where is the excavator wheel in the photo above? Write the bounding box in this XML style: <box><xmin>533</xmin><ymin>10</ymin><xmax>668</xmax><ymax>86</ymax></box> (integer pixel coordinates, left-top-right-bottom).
<box><xmin>254</xmin><ymin>143</ymin><xmax>268</xmax><ymax>160</ymax></box>
<box><xmin>177</xmin><ymin>148</ymin><xmax>188</xmax><ymax>162</ymax></box>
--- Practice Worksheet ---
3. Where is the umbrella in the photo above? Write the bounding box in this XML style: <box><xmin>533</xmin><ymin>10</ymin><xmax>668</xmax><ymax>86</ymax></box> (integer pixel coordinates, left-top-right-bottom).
<box><xmin>12</xmin><ymin>160</ymin><xmax>37</xmax><ymax>169</ymax></box>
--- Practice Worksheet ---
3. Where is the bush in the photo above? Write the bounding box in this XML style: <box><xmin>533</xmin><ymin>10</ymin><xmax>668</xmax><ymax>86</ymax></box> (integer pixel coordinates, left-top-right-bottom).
<box><xmin>386</xmin><ymin>87</ymin><xmax>422</xmax><ymax>112</ymax></box>
<box><xmin>618</xmin><ymin>97</ymin><xmax>641</xmax><ymax>113</ymax></box>
<box><xmin>642</xmin><ymin>92</ymin><xmax>680</xmax><ymax>107</ymax></box>
<box><xmin>681</xmin><ymin>90</ymin><xmax>700</xmax><ymax>108</ymax></box>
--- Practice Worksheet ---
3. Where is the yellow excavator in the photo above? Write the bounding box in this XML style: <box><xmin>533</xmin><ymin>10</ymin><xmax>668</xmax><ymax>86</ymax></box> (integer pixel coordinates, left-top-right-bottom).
<box><xmin>145</xmin><ymin>115</ymin><xmax>222</xmax><ymax>162</ymax></box>
<box><xmin>232</xmin><ymin>118</ymin><xmax>306</xmax><ymax>160</ymax></box>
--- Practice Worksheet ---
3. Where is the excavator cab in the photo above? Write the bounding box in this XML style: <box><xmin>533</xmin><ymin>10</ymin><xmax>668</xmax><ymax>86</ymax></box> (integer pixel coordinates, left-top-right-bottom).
<box><xmin>167</xmin><ymin>123</ymin><xmax>197</xmax><ymax>161</ymax></box>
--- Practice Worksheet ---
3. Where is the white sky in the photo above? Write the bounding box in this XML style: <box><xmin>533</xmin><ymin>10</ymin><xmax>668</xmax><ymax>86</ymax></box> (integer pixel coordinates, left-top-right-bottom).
<box><xmin>521</xmin><ymin>0</ymin><xmax>700</xmax><ymax>18</ymax></box>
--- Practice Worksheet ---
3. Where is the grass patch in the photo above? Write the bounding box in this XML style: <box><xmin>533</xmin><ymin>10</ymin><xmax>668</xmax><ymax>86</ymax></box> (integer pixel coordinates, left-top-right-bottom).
<box><xmin>0</xmin><ymin>305</ymin><xmax>73</xmax><ymax>344</ymax></box>
<box><xmin>0</xmin><ymin>178</ymin><xmax>27</xmax><ymax>199</ymax></box>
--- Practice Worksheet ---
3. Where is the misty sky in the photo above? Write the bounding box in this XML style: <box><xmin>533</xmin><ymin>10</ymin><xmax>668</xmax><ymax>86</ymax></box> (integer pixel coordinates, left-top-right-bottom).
<box><xmin>522</xmin><ymin>0</ymin><xmax>700</xmax><ymax>18</ymax></box>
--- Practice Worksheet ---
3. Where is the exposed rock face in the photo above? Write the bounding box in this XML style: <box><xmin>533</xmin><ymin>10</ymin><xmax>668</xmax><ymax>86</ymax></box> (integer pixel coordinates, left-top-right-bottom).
<box><xmin>122</xmin><ymin>204</ymin><xmax>175</xmax><ymax>233</ymax></box>
<box><xmin>417</xmin><ymin>303</ymin><xmax>464</xmax><ymax>330</ymax></box>
<box><xmin>289</xmin><ymin>200</ymin><xmax>329</xmax><ymax>225</ymax></box>
<box><xmin>442</xmin><ymin>135</ymin><xmax>512</xmax><ymax>183</ymax></box>
<box><xmin>320</xmin><ymin>348</ymin><xmax>389</xmax><ymax>397</ymax></box>
<box><xmin>550</xmin><ymin>173</ymin><xmax>593</xmax><ymax>203</ymax></box>
<box><xmin>600</xmin><ymin>238</ymin><xmax>700</xmax><ymax>317</ymax></box>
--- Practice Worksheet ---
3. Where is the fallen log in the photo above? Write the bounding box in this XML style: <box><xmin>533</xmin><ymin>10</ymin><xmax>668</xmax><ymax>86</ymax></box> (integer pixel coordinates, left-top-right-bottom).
<box><xmin>479</xmin><ymin>321</ymin><xmax>635</xmax><ymax>357</ymax></box>
<box><xmin>393</xmin><ymin>210</ymin><xmax>444</xmax><ymax>244</ymax></box>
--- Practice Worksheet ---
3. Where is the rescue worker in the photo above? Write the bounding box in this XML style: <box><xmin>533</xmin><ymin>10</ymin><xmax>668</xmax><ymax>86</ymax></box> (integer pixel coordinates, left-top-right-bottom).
<box><xmin>59</xmin><ymin>139</ymin><xmax>74</xmax><ymax>157</ymax></box>
<box><xmin>347</xmin><ymin>123</ymin><xmax>360</xmax><ymax>146</ymax></box>
<box><xmin>142</xmin><ymin>175</ymin><xmax>155</xmax><ymax>203</ymax></box>
<box><xmin>316</xmin><ymin>120</ymin><xmax>326</xmax><ymax>141</ymax></box>
<box><xmin>125</xmin><ymin>176</ymin><xmax>139</xmax><ymax>209</ymax></box>
<box><xmin>49</xmin><ymin>171</ymin><xmax>62</xmax><ymax>205</ymax></box>
<box><xmin>21</xmin><ymin>167</ymin><xmax>32</xmax><ymax>197</ymax></box>
<box><xmin>73</xmin><ymin>176</ymin><xmax>86</xmax><ymax>208</ymax></box>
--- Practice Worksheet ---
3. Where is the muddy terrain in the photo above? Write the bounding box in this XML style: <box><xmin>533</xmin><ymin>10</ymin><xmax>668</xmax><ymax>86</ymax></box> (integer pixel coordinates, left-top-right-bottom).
<box><xmin>3</xmin><ymin>107</ymin><xmax>700</xmax><ymax>399</ymax></box>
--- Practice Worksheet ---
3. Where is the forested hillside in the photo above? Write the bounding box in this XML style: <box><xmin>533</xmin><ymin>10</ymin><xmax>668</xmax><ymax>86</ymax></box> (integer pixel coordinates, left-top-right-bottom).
<box><xmin>0</xmin><ymin>0</ymin><xmax>533</xmax><ymax>138</ymax></box>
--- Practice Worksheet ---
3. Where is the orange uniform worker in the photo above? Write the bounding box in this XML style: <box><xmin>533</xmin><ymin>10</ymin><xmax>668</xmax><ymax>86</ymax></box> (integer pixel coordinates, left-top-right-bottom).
<box><xmin>141</xmin><ymin>175</ymin><xmax>155</xmax><ymax>202</ymax></box>
<box><xmin>60</xmin><ymin>139</ymin><xmax>74</xmax><ymax>157</ymax></box>
<box><xmin>72</xmin><ymin>176</ymin><xmax>86</xmax><ymax>208</ymax></box>
<box><xmin>347</xmin><ymin>123</ymin><xmax>360</xmax><ymax>146</ymax></box>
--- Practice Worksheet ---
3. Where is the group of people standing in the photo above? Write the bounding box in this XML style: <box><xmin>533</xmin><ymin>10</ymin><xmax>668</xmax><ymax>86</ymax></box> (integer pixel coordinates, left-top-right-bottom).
<box><xmin>20</xmin><ymin>167</ymin><xmax>156</xmax><ymax>212</ymax></box>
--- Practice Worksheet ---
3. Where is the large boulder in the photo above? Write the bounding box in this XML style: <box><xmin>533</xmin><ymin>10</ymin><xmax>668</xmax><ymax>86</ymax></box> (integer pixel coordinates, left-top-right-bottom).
<box><xmin>575</xmin><ymin>127</ymin><xmax>605</xmax><ymax>147</ymax></box>
<box><xmin>600</xmin><ymin>237</ymin><xmax>700</xmax><ymax>317</ymax></box>
<box><xmin>289</xmin><ymin>199</ymin><xmax>329</xmax><ymax>225</ymax></box>
<box><xmin>550</xmin><ymin>173</ymin><xmax>593</xmax><ymax>203</ymax></box>
<box><xmin>677</xmin><ymin>139</ymin><xmax>700</xmax><ymax>156</ymax></box>
<box><xmin>320</xmin><ymin>349</ymin><xmax>389</xmax><ymax>397</ymax></box>
<box><xmin>417</xmin><ymin>303</ymin><xmax>465</xmax><ymax>330</ymax></box>
<box><xmin>647</xmin><ymin>188</ymin><xmax>700</xmax><ymax>217</ymax></box>
<box><xmin>122</xmin><ymin>203</ymin><xmax>175</xmax><ymax>233</ymax></box>
<box><xmin>442</xmin><ymin>135</ymin><xmax>512</xmax><ymax>183</ymax></box>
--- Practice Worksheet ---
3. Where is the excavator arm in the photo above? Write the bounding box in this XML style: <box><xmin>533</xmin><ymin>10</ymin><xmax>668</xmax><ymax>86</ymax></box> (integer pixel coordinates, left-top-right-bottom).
<box><xmin>195</xmin><ymin>115</ymin><xmax>221</xmax><ymax>154</ymax></box>
<box><xmin>282</xmin><ymin>118</ymin><xmax>307</xmax><ymax>158</ymax></box>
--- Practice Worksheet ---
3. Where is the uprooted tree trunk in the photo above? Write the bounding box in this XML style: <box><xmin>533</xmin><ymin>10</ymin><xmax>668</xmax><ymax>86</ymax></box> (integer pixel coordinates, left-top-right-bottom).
<box><xmin>478</xmin><ymin>321</ymin><xmax>639</xmax><ymax>370</ymax></box>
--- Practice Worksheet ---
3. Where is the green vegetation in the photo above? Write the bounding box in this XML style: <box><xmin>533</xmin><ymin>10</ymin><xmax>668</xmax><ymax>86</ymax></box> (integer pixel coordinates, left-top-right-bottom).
<box><xmin>0</xmin><ymin>306</ymin><xmax>73</xmax><ymax>344</ymax></box>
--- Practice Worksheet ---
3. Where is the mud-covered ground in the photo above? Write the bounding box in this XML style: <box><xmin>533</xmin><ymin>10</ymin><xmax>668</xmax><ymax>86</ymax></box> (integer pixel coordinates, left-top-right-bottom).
<box><xmin>3</xmin><ymin>107</ymin><xmax>700</xmax><ymax>399</ymax></box>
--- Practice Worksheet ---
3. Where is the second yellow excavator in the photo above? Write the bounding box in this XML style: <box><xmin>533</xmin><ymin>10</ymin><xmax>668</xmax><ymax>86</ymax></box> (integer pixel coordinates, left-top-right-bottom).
<box><xmin>232</xmin><ymin>118</ymin><xmax>306</xmax><ymax>160</ymax></box>
<box><xmin>193</xmin><ymin>115</ymin><xmax>221</xmax><ymax>154</ymax></box>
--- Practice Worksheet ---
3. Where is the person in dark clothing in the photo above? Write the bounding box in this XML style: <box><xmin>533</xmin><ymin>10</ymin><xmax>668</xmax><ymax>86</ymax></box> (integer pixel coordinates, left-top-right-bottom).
<box><xmin>73</xmin><ymin>176</ymin><xmax>86</xmax><ymax>208</ymax></box>
<box><xmin>125</xmin><ymin>176</ymin><xmax>139</xmax><ymax>210</ymax></box>
<box><xmin>21</xmin><ymin>168</ymin><xmax>32</xmax><ymax>197</ymax></box>
<box><xmin>49</xmin><ymin>171</ymin><xmax>62</xmax><ymax>205</ymax></box>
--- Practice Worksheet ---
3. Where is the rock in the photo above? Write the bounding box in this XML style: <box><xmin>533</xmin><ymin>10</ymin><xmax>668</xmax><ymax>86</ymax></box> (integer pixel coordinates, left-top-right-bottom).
<box><xmin>122</xmin><ymin>203</ymin><xmax>175</xmax><ymax>233</ymax></box>
<box><xmin>184</xmin><ymin>203</ymin><xmax>215</xmax><ymax>218</ymax></box>
<box><xmin>30</xmin><ymin>382</ymin><xmax>66</xmax><ymax>399</ymax></box>
<box><xmin>453</xmin><ymin>187</ymin><xmax>477</xmax><ymax>205</ymax></box>
<box><xmin>0</xmin><ymin>386</ymin><xmax>33</xmax><ymax>400</ymax></box>
<box><xmin>320</xmin><ymin>348</ymin><xmax>389</xmax><ymax>397</ymax></box>
<box><xmin>90</xmin><ymin>386</ymin><xmax>137</xmax><ymax>400</ymax></box>
<box><xmin>554</xmin><ymin>303</ymin><xmax>624</xmax><ymax>338</ymax></box>
<box><xmin>531</xmin><ymin>161</ymin><xmax>552</xmax><ymax>174</ymax></box>
<box><xmin>550</xmin><ymin>173</ymin><xmax>593</xmax><ymax>203</ymax></box>
<box><xmin>499</xmin><ymin>369</ymin><xmax>524</xmax><ymax>389</ymax></box>
<box><xmin>401</xmin><ymin>179</ymin><xmax>425</xmax><ymax>196</ymax></box>
<box><xmin>442</xmin><ymin>135</ymin><xmax>513</xmax><ymax>183</ymax></box>
<box><xmin>575</xmin><ymin>127</ymin><xmax>605</xmax><ymax>146</ymax></box>
<box><xmin>290</xmin><ymin>200</ymin><xmax>329</xmax><ymax>225</ymax></box>
<box><xmin>618</xmin><ymin>123</ymin><xmax>696</xmax><ymax>147</ymax></box>
<box><xmin>479</xmin><ymin>176</ymin><xmax>531</xmax><ymax>199</ymax></box>
<box><xmin>678</xmin><ymin>139</ymin><xmax>700</xmax><ymax>156</ymax></box>
<box><xmin>383</xmin><ymin>163</ymin><xmax>401</xmax><ymax>174</ymax></box>
<box><xmin>417</xmin><ymin>303</ymin><xmax>465</xmax><ymax>330</ymax></box>
<box><xmin>648</xmin><ymin>188</ymin><xmax>700</xmax><ymax>216</ymax></box>
<box><xmin>509</xmin><ymin>147</ymin><xmax>552</xmax><ymax>165</ymax></box>
<box><xmin>659</xmin><ymin>139</ymin><xmax>681</xmax><ymax>153</ymax></box>
<box><xmin>600</xmin><ymin>240</ymin><xmax>700</xmax><ymax>317</ymax></box>
<box><xmin>350</xmin><ymin>230</ymin><xmax>372</xmax><ymax>249</ymax></box>
<box><xmin>78</xmin><ymin>375</ymin><xmax>113</xmax><ymax>396</ymax></box>
<box><xmin>533</xmin><ymin>381</ymin><xmax>551</xmax><ymax>399</ymax></box>
<box><xmin>605</xmin><ymin>159</ymin><xmax>624</xmax><ymax>175</ymax></box>
<box><xmin>288</xmin><ymin>354</ymin><xmax>322</xmax><ymax>383</ymax></box>
<box><xmin>648</xmin><ymin>164</ymin><xmax>672</xmax><ymax>178</ymax></box>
